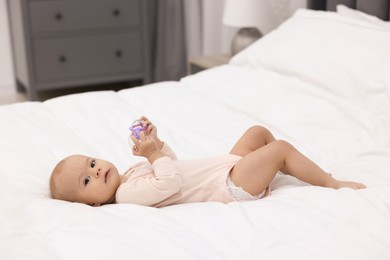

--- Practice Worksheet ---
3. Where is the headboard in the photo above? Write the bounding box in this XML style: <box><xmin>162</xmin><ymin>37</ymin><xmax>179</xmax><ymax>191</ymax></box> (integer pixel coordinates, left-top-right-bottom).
<box><xmin>308</xmin><ymin>0</ymin><xmax>390</xmax><ymax>21</ymax></box>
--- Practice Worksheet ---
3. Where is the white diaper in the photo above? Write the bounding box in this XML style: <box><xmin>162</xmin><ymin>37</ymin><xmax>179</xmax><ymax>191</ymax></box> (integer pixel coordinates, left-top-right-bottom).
<box><xmin>226</xmin><ymin>175</ymin><xmax>270</xmax><ymax>201</ymax></box>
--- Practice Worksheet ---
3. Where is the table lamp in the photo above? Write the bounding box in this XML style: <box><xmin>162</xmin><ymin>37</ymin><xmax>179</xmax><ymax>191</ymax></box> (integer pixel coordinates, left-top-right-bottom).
<box><xmin>223</xmin><ymin>0</ymin><xmax>263</xmax><ymax>55</ymax></box>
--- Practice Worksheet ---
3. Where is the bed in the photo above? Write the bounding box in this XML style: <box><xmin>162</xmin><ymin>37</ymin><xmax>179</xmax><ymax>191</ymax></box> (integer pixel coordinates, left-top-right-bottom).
<box><xmin>1</xmin><ymin>1</ymin><xmax>390</xmax><ymax>259</ymax></box>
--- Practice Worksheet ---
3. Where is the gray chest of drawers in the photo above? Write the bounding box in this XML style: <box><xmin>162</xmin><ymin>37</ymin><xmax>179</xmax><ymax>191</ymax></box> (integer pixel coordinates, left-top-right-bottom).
<box><xmin>7</xmin><ymin>0</ymin><xmax>150</xmax><ymax>100</ymax></box>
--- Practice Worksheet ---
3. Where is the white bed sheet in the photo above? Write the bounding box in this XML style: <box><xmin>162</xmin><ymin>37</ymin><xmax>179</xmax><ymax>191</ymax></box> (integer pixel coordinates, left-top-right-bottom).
<box><xmin>1</xmin><ymin>65</ymin><xmax>390</xmax><ymax>260</ymax></box>
<box><xmin>2</xmin><ymin>8</ymin><xmax>390</xmax><ymax>260</ymax></box>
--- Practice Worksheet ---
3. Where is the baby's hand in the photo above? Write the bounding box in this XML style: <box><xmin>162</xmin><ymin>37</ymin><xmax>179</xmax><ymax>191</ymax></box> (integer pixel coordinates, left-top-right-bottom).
<box><xmin>138</xmin><ymin>116</ymin><xmax>163</xmax><ymax>149</ymax></box>
<box><xmin>131</xmin><ymin>132</ymin><xmax>163</xmax><ymax>163</ymax></box>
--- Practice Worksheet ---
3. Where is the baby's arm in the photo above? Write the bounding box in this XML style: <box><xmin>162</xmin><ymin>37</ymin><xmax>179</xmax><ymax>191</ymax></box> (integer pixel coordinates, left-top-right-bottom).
<box><xmin>139</xmin><ymin>116</ymin><xmax>177</xmax><ymax>160</ymax></box>
<box><xmin>160</xmin><ymin>143</ymin><xmax>178</xmax><ymax>160</ymax></box>
<box><xmin>116</xmin><ymin>156</ymin><xmax>181</xmax><ymax>206</ymax></box>
<box><xmin>131</xmin><ymin>132</ymin><xmax>164</xmax><ymax>164</ymax></box>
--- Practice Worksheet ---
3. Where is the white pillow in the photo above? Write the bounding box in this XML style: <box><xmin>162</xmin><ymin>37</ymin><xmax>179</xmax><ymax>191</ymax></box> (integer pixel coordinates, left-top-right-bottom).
<box><xmin>230</xmin><ymin>8</ymin><xmax>390</xmax><ymax>140</ymax></box>
<box><xmin>336</xmin><ymin>4</ymin><xmax>390</xmax><ymax>29</ymax></box>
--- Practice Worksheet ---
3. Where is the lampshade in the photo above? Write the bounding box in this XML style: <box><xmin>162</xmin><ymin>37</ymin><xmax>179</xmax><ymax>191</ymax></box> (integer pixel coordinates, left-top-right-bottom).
<box><xmin>223</xmin><ymin>0</ymin><xmax>263</xmax><ymax>28</ymax></box>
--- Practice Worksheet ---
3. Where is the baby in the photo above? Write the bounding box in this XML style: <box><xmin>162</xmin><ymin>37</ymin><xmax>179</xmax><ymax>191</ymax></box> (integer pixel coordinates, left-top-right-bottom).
<box><xmin>50</xmin><ymin>117</ymin><xmax>365</xmax><ymax>207</ymax></box>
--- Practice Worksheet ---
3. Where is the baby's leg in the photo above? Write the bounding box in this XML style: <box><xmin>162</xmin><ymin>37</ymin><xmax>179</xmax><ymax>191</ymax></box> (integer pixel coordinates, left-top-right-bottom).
<box><xmin>230</xmin><ymin>140</ymin><xmax>365</xmax><ymax>196</ymax></box>
<box><xmin>230</xmin><ymin>126</ymin><xmax>294</xmax><ymax>175</ymax></box>
<box><xmin>230</xmin><ymin>126</ymin><xmax>276</xmax><ymax>156</ymax></box>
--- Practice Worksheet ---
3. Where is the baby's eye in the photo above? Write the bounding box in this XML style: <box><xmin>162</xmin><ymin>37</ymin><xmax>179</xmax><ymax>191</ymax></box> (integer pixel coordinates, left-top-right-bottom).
<box><xmin>84</xmin><ymin>176</ymin><xmax>90</xmax><ymax>186</ymax></box>
<box><xmin>90</xmin><ymin>160</ymin><xmax>96</xmax><ymax>168</ymax></box>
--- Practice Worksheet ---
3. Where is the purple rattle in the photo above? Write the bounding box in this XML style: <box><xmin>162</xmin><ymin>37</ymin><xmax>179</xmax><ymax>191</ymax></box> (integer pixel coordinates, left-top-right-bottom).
<box><xmin>129</xmin><ymin>119</ymin><xmax>147</xmax><ymax>140</ymax></box>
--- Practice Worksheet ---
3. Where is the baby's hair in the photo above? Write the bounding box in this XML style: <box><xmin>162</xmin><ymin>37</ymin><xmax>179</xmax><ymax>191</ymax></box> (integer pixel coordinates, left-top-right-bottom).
<box><xmin>50</xmin><ymin>159</ymin><xmax>65</xmax><ymax>199</ymax></box>
<box><xmin>50</xmin><ymin>156</ymin><xmax>76</xmax><ymax>202</ymax></box>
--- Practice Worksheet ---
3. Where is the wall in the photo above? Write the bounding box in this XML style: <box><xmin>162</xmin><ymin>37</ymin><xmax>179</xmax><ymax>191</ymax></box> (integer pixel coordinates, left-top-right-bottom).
<box><xmin>0</xmin><ymin>0</ymin><xmax>15</xmax><ymax>90</ymax></box>
<box><xmin>200</xmin><ymin>0</ymin><xmax>307</xmax><ymax>56</ymax></box>
<box><xmin>184</xmin><ymin>0</ymin><xmax>307</xmax><ymax>59</ymax></box>
<box><xmin>0</xmin><ymin>0</ymin><xmax>307</xmax><ymax>89</ymax></box>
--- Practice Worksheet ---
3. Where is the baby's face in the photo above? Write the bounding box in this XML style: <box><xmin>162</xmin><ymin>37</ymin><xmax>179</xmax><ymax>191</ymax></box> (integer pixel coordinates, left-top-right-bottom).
<box><xmin>57</xmin><ymin>155</ymin><xmax>121</xmax><ymax>206</ymax></box>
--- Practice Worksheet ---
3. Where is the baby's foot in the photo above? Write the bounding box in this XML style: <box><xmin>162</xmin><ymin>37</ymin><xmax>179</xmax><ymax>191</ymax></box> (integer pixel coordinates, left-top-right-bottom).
<box><xmin>334</xmin><ymin>180</ymin><xmax>366</xmax><ymax>190</ymax></box>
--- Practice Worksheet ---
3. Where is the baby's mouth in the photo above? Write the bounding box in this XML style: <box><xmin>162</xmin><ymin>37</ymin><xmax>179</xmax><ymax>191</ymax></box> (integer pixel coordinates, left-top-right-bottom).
<box><xmin>104</xmin><ymin>170</ymin><xmax>110</xmax><ymax>183</ymax></box>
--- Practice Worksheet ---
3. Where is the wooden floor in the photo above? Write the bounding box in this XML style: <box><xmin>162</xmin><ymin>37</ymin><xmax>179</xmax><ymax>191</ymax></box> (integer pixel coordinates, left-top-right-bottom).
<box><xmin>0</xmin><ymin>86</ymin><xmax>27</xmax><ymax>105</ymax></box>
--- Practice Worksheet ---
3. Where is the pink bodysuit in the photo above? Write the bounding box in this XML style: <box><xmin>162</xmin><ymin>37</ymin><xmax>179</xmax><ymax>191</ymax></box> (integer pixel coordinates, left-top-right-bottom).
<box><xmin>115</xmin><ymin>144</ymin><xmax>241</xmax><ymax>207</ymax></box>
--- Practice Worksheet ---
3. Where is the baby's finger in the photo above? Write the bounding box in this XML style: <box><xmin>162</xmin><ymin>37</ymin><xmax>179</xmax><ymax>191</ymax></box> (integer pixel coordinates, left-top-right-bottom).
<box><xmin>130</xmin><ymin>135</ymin><xmax>140</xmax><ymax>146</ymax></box>
<box><xmin>131</xmin><ymin>145</ymin><xmax>139</xmax><ymax>155</ymax></box>
<box><xmin>140</xmin><ymin>116</ymin><xmax>148</xmax><ymax>122</ymax></box>
<box><xmin>146</xmin><ymin>124</ymin><xmax>155</xmax><ymax>134</ymax></box>
<box><xmin>142</xmin><ymin>119</ymin><xmax>151</xmax><ymax>128</ymax></box>
<box><xmin>139</xmin><ymin>131</ymin><xmax>146</xmax><ymax>142</ymax></box>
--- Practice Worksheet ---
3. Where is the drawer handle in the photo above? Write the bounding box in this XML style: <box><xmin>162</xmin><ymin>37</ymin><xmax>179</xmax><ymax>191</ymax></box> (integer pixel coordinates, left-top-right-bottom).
<box><xmin>55</xmin><ymin>12</ymin><xmax>63</xmax><ymax>21</ymax></box>
<box><xmin>58</xmin><ymin>55</ymin><xmax>67</xmax><ymax>63</ymax></box>
<box><xmin>115</xmin><ymin>50</ymin><xmax>123</xmax><ymax>58</ymax></box>
<box><xmin>113</xmin><ymin>9</ymin><xmax>121</xmax><ymax>17</ymax></box>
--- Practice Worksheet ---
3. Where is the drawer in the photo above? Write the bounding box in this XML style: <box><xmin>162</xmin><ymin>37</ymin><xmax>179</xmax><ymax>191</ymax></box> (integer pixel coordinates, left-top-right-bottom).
<box><xmin>33</xmin><ymin>32</ymin><xmax>142</xmax><ymax>82</ymax></box>
<box><xmin>29</xmin><ymin>0</ymin><xmax>140</xmax><ymax>33</ymax></box>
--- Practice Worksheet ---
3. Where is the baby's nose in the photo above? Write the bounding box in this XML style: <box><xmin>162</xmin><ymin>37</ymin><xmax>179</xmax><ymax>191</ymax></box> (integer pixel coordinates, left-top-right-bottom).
<box><xmin>94</xmin><ymin>168</ymin><xmax>101</xmax><ymax>178</ymax></box>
